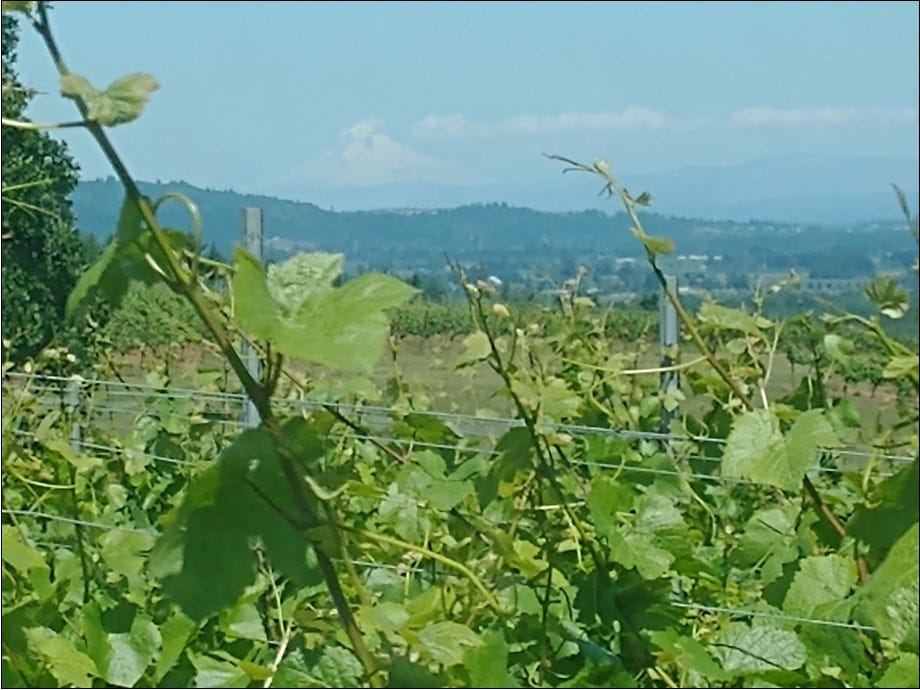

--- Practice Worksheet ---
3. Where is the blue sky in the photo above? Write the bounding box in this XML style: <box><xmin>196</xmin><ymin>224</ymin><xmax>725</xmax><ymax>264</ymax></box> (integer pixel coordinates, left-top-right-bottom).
<box><xmin>13</xmin><ymin>1</ymin><xmax>920</xmax><ymax>210</ymax></box>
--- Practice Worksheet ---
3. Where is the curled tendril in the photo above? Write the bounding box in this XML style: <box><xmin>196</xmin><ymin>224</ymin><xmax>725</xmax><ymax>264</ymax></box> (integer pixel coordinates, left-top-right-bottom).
<box><xmin>152</xmin><ymin>191</ymin><xmax>204</xmax><ymax>277</ymax></box>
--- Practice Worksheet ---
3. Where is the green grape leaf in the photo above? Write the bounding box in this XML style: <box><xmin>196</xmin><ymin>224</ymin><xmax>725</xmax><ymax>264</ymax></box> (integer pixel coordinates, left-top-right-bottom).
<box><xmin>1</xmin><ymin>1</ymin><xmax>35</xmax><ymax>13</ymax></box>
<box><xmin>114</xmin><ymin>193</ymin><xmax>147</xmax><ymax>243</ymax></box>
<box><xmin>457</xmin><ymin>330</ymin><xmax>492</xmax><ymax>366</ymax></box>
<box><xmin>883</xmin><ymin>354</ymin><xmax>919</xmax><ymax>380</ymax></box>
<box><xmin>828</xmin><ymin>398</ymin><xmax>862</xmax><ymax>430</ymax></box>
<box><xmin>783</xmin><ymin>555</ymin><xmax>857</xmax><ymax>618</ymax></box>
<box><xmin>358</xmin><ymin>602</ymin><xmax>410</xmax><ymax>638</ymax></box>
<box><xmin>634</xmin><ymin>191</ymin><xmax>654</xmax><ymax>206</ymax></box>
<box><xmin>101</xmin><ymin>616</ymin><xmax>161</xmax><ymax>688</ymax></box>
<box><xmin>2</xmin><ymin>526</ymin><xmax>53</xmax><ymax>600</ymax></box>
<box><xmin>189</xmin><ymin>653</ymin><xmax>249</xmax><ymax>689</ymax></box>
<box><xmin>313</xmin><ymin>646</ymin><xmax>363</xmax><ymax>687</ymax></box>
<box><xmin>609</xmin><ymin>526</ymin><xmax>675</xmax><ymax>580</ymax></box>
<box><xmin>231</xmin><ymin>248</ymin><xmax>281</xmax><ymax>340</ymax></box>
<box><xmin>61</xmin><ymin>72</ymin><xmax>157</xmax><ymax>126</ymax></box>
<box><xmin>855</xmin><ymin>522</ymin><xmax>919</xmax><ymax>650</ymax></box>
<box><xmin>232</xmin><ymin>250</ymin><xmax>416</xmax><ymax>373</ymax></box>
<box><xmin>379</xmin><ymin>483</ymin><xmax>426</xmax><ymax>543</ymax></box>
<box><xmin>153</xmin><ymin>612</ymin><xmax>196</xmax><ymax>683</ymax></box>
<box><xmin>587</xmin><ymin>476</ymin><xmax>635</xmax><ymax>539</ymax></box>
<box><xmin>537</xmin><ymin>376</ymin><xmax>582</xmax><ymax>420</ymax></box>
<box><xmin>59</xmin><ymin>72</ymin><xmax>96</xmax><ymax>100</ymax></box>
<box><xmin>99</xmin><ymin>530</ymin><xmax>156</xmax><ymax>579</ymax></box>
<box><xmin>722</xmin><ymin>409</ymin><xmax>838</xmax><ymax>491</ymax></box>
<box><xmin>649</xmin><ymin>629</ymin><xmax>728</xmax><ymax>682</ymax></box>
<box><xmin>864</xmin><ymin>276</ymin><xmax>909</xmax><ymax>319</ymax></box>
<box><xmin>397</xmin><ymin>453</ymin><xmax>474</xmax><ymax>511</ymax></box>
<box><xmin>2</xmin><ymin>525</ymin><xmax>47</xmax><ymax>573</ymax></box>
<box><xmin>66</xmin><ymin>196</ymin><xmax>189</xmax><ymax>316</ymax></box>
<box><xmin>823</xmin><ymin>333</ymin><xmax>854</xmax><ymax>367</ymax></box>
<box><xmin>100</xmin><ymin>73</ymin><xmax>159</xmax><ymax>125</ymax></box>
<box><xmin>643</xmin><ymin>234</ymin><xmax>675</xmax><ymax>255</ymax></box>
<box><xmin>327</xmin><ymin>271</ymin><xmax>420</xmax><ymax>317</ymax></box>
<box><xmin>598</xmin><ymin>487</ymin><xmax>686</xmax><ymax>580</ymax></box>
<box><xmin>387</xmin><ymin>657</ymin><xmax>445</xmax><ymax>688</ymax></box>
<box><xmin>272</xmin><ymin>650</ymin><xmax>317</xmax><ymax>687</ymax></box>
<box><xmin>25</xmin><ymin>627</ymin><xmax>99</xmax><ymax>688</ymax></box>
<box><xmin>714</xmin><ymin>623</ymin><xmax>807</xmax><ymax>673</ymax></box>
<box><xmin>61</xmin><ymin>72</ymin><xmax>159</xmax><ymax>127</ymax></box>
<box><xmin>877</xmin><ymin>653</ymin><xmax>919</xmax><ymax>688</ymax></box>
<box><xmin>66</xmin><ymin>239</ymin><xmax>118</xmax><ymax>316</ymax></box>
<box><xmin>238</xmin><ymin>661</ymin><xmax>273</xmax><ymax>681</ymax></box>
<box><xmin>464</xmin><ymin>629</ymin><xmax>518</xmax><ymax>687</ymax></box>
<box><xmin>849</xmin><ymin>458</ymin><xmax>919</xmax><ymax>557</ymax></box>
<box><xmin>698</xmin><ymin>302</ymin><xmax>763</xmax><ymax>335</ymax></box>
<box><xmin>219</xmin><ymin>601</ymin><xmax>266</xmax><ymax>642</ymax></box>
<box><xmin>266</xmin><ymin>252</ymin><xmax>343</xmax><ymax>311</ymax></box>
<box><xmin>629</xmin><ymin>226</ymin><xmax>674</xmax><ymax>255</ymax></box>
<box><xmin>152</xmin><ymin>428</ymin><xmax>321</xmax><ymax>619</ymax></box>
<box><xmin>416</xmin><ymin>621</ymin><xmax>483</xmax><ymax>667</ymax></box>
<box><xmin>732</xmin><ymin>505</ymin><xmax>799</xmax><ymax>583</ymax></box>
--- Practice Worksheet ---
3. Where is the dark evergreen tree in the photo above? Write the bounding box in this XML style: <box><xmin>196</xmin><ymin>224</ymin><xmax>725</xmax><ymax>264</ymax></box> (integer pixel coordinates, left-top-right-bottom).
<box><xmin>2</xmin><ymin>14</ymin><xmax>86</xmax><ymax>361</ymax></box>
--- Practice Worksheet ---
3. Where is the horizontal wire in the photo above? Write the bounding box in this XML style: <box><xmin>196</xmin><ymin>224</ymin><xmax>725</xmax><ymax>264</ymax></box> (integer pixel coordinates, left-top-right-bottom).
<box><xmin>9</xmin><ymin>372</ymin><xmax>915</xmax><ymax>462</ymax></box>
<box><xmin>3</xmin><ymin>509</ymin><xmax>878</xmax><ymax>632</ymax></box>
<box><xmin>10</xmin><ymin>430</ymin><xmax>199</xmax><ymax>467</ymax></box>
<box><xmin>572</xmin><ymin>459</ymin><xmax>758</xmax><ymax>485</ymax></box>
<box><xmin>669</xmin><ymin>601</ymin><xmax>877</xmax><ymax>632</ymax></box>
<box><xmin>8</xmin><ymin>421</ymin><xmax>901</xmax><ymax>488</ymax></box>
<box><xmin>2</xmin><ymin>509</ymin><xmax>157</xmax><ymax>535</ymax></box>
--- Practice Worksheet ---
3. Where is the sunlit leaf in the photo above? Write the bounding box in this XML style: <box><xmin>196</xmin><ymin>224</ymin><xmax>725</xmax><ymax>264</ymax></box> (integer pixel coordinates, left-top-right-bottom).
<box><xmin>878</xmin><ymin>653</ymin><xmax>919</xmax><ymax>688</ymax></box>
<box><xmin>855</xmin><ymin>522</ymin><xmax>919</xmax><ymax>650</ymax></box>
<box><xmin>864</xmin><ymin>276</ymin><xmax>909</xmax><ymax>319</ymax></box>
<box><xmin>61</xmin><ymin>72</ymin><xmax>159</xmax><ymax>127</ymax></box>
<box><xmin>417</xmin><ymin>621</ymin><xmax>482</xmax><ymax>667</ymax></box>
<box><xmin>823</xmin><ymin>333</ymin><xmax>854</xmax><ymax>367</ymax></box>
<box><xmin>783</xmin><ymin>554</ymin><xmax>857</xmax><ymax>618</ymax></box>
<box><xmin>464</xmin><ymin>629</ymin><xmax>518</xmax><ymax>687</ymax></box>
<box><xmin>266</xmin><ymin>252</ymin><xmax>342</xmax><ymax>312</ymax></box>
<box><xmin>189</xmin><ymin>652</ymin><xmax>249</xmax><ymax>689</ymax></box>
<box><xmin>25</xmin><ymin>627</ymin><xmax>99</xmax><ymax>688</ymax></box>
<box><xmin>1</xmin><ymin>1</ymin><xmax>35</xmax><ymax>13</ymax></box>
<box><xmin>456</xmin><ymin>330</ymin><xmax>492</xmax><ymax>367</ymax></box>
<box><xmin>231</xmin><ymin>248</ymin><xmax>280</xmax><ymax>340</ymax></box>
<box><xmin>630</xmin><ymin>226</ymin><xmax>674</xmax><ymax>255</ymax></box>
<box><xmin>649</xmin><ymin>629</ymin><xmax>728</xmax><ymax>682</ymax></box>
<box><xmin>101</xmin><ymin>615</ymin><xmax>161</xmax><ymax>688</ymax></box>
<box><xmin>849</xmin><ymin>458</ymin><xmax>918</xmax><ymax>557</ymax></box>
<box><xmin>722</xmin><ymin>409</ymin><xmax>839</xmax><ymax>491</ymax></box>
<box><xmin>232</xmin><ymin>250</ymin><xmax>415</xmax><ymax>373</ymax></box>
<box><xmin>699</xmin><ymin>302</ymin><xmax>763</xmax><ymax>335</ymax></box>
<box><xmin>714</xmin><ymin>623</ymin><xmax>806</xmax><ymax>673</ymax></box>
<box><xmin>883</xmin><ymin>354</ymin><xmax>918</xmax><ymax>380</ymax></box>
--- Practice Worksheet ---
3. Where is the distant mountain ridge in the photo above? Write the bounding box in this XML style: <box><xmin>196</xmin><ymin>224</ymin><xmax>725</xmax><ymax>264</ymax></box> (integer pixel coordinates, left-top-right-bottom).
<box><xmin>71</xmin><ymin>175</ymin><xmax>916</xmax><ymax>279</ymax></box>
<box><xmin>262</xmin><ymin>154</ymin><xmax>919</xmax><ymax>223</ymax></box>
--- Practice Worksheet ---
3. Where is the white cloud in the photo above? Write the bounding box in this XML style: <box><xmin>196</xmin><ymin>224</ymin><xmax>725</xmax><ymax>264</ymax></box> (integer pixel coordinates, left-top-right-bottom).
<box><xmin>413</xmin><ymin>107</ymin><xmax>679</xmax><ymax>139</ymax></box>
<box><xmin>500</xmin><ymin>108</ymin><xmax>674</xmax><ymax>134</ymax></box>
<box><xmin>730</xmin><ymin>106</ymin><xmax>919</xmax><ymax>128</ymax></box>
<box><xmin>413</xmin><ymin>114</ymin><xmax>491</xmax><ymax>138</ymax></box>
<box><xmin>280</xmin><ymin>119</ymin><xmax>449</xmax><ymax>187</ymax></box>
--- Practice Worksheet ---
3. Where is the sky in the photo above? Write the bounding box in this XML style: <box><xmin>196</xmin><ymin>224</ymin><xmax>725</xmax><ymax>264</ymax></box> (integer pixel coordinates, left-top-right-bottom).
<box><xmin>11</xmin><ymin>1</ymin><xmax>920</xmax><ymax>211</ymax></box>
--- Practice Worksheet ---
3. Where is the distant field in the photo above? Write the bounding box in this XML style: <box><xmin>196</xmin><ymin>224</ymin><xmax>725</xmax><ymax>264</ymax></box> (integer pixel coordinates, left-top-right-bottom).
<box><xmin>102</xmin><ymin>334</ymin><xmax>905</xmax><ymax>439</ymax></box>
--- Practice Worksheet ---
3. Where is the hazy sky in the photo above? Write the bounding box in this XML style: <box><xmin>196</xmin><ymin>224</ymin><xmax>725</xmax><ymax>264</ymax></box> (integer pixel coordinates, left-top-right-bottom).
<box><xmin>12</xmin><ymin>1</ymin><xmax>920</xmax><ymax>206</ymax></box>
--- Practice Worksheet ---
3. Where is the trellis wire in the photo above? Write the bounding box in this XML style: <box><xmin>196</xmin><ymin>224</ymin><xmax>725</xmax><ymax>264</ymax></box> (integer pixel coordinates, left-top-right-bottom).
<box><xmin>1</xmin><ymin>507</ymin><xmax>880</xmax><ymax>633</ymax></box>
<box><xmin>5</xmin><ymin>372</ymin><xmax>913</xmax><ymax>465</ymax></box>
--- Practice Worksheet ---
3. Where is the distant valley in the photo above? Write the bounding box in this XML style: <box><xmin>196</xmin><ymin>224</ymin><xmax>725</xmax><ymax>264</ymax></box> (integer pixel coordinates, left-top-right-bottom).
<box><xmin>71</xmin><ymin>175</ymin><xmax>917</xmax><ymax>301</ymax></box>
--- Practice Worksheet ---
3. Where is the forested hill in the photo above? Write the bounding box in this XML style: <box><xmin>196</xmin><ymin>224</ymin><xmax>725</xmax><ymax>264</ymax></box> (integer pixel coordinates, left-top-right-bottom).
<box><xmin>72</xmin><ymin>178</ymin><xmax>913</xmax><ymax>278</ymax></box>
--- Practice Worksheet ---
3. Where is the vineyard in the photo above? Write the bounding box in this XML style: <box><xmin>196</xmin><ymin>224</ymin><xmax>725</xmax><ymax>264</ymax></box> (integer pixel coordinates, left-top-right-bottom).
<box><xmin>2</xmin><ymin>4</ymin><xmax>919</xmax><ymax>689</ymax></box>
